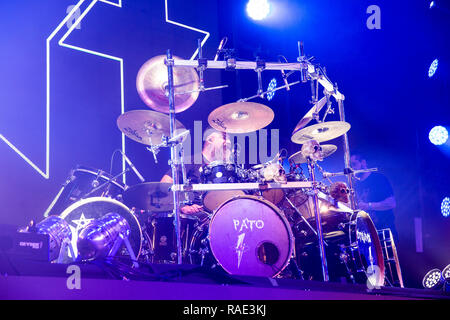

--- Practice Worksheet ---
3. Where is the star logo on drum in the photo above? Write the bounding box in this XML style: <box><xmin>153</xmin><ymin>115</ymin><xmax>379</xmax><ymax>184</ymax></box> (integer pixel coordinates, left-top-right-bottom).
<box><xmin>71</xmin><ymin>213</ymin><xmax>94</xmax><ymax>232</ymax></box>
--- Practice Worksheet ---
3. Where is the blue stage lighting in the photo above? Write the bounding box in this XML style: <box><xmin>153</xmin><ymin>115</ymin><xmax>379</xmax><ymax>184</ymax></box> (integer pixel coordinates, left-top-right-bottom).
<box><xmin>246</xmin><ymin>0</ymin><xmax>271</xmax><ymax>21</ymax></box>
<box><xmin>428</xmin><ymin>59</ymin><xmax>439</xmax><ymax>78</ymax></box>
<box><xmin>429</xmin><ymin>126</ymin><xmax>448</xmax><ymax>145</ymax></box>
<box><xmin>441</xmin><ymin>197</ymin><xmax>450</xmax><ymax>218</ymax></box>
<box><xmin>430</xmin><ymin>1</ymin><xmax>435</xmax><ymax>9</ymax></box>
<box><xmin>267</xmin><ymin>78</ymin><xmax>277</xmax><ymax>101</ymax></box>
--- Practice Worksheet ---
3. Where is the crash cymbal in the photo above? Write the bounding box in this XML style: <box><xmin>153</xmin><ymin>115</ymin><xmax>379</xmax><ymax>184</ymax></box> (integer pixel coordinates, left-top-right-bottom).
<box><xmin>122</xmin><ymin>182</ymin><xmax>173</xmax><ymax>212</ymax></box>
<box><xmin>117</xmin><ymin>110</ymin><xmax>186</xmax><ymax>146</ymax></box>
<box><xmin>292</xmin><ymin>96</ymin><xmax>327</xmax><ymax>134</ymax></box>
<box><xmin>208</xmin><ymin>102</ymin><xmax>274</xmax><ymax>133</ymax></box>
<box><xmin>291</xmin><ymin>121</ymin><xmax>350</xmax><ymax>144</ymax></box>
<box><xmin>288</xmin><ymin>144</ymin><xmax>337</xmax><ymax>164</ymax></box>
<box><xmin>136</xmin><ymin>55</ymin><xmax>199</xmax><ymax>113</ymax></box>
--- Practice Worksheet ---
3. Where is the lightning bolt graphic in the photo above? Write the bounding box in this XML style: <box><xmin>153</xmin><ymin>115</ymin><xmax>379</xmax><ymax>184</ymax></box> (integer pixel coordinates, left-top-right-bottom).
<box><xmin>236</xmin><ymin>232</ymin><xmax>246</xmax><ymax>269</ymax></box>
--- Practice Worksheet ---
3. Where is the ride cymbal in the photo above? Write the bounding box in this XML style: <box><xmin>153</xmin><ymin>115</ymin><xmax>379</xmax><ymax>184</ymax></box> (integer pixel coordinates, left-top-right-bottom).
<box><xmin>291</xmin><ymin>121</ymin><xmax>350</xmax><ymax>144</ymax></box>
<box><xmin>117</xmin><ymin>110</ymin><xmax>186</xmax><ymax>146</ymax></box>
<box><xmin>136</xmin><ymin>55</ymin><xmax>199</xmax><ymax>113</ymax></box>
<box><xmin>208</xmin><ymin>102</ymin><xmax>274</xmax><ymax>133</ymax></box>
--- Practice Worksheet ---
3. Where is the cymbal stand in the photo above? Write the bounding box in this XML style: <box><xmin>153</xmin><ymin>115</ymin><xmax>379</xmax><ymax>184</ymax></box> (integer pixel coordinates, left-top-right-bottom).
<box><xmin>336</xmin><ymin>97</ymin><xmax>356</xmax><ymax>210</ymax></box>
<box><xmin>165</xmin><ymin>49</ymin><xmax>183</xmax><ymax>264</ymax></box>
<box><xmin>82</xmin><ymin>168</ymin><xmax>130</xmax><ymax>198</ymax></box>
<box><xmin>307</xmin><ymin>157</ymin><xmax>329</xmax><ymax>281</ymax></box>
<box><xmin>256</xmin><ymin>58</ymin><xmax>265</xmax><ymax>98</ymax></box>
<box><xmin>322</xmin><ymin>93</ymin><xmax>334</xmax><ymax>123</ymax></box>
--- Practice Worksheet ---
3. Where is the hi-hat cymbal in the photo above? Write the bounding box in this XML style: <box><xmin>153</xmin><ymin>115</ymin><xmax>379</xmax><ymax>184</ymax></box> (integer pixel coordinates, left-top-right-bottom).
<box><xmin>136</xmin><ymin>55</ymin><xmax>199</xmax><ymax>113</ymax></box>
<box><xmin>117</xmin><ymin>110</ymin><xmax>185</xmax><ymax>146</ymax></box>
<box><xmin>292</xmin><ymin>96</ymin><xmax>327</xmax><ymax>134</ymax></box>
<box><xmin>288</xmin><ymin>144</ymin><xmax>338</xmax><ymax>164</ymax></box>
<box><xmin>291</xmin><ymin>121</ymin><xmax>350</xmax><ymax>144</ymax></box>
<box><xmin>208</xmin><ymin>102</ymin><xmax>274</xmax><ymax>133</ymax></box>
<box><xmin>122</xmin><ymin>182</ymin><xmax>173</xmax><ymax>212</ymax></box>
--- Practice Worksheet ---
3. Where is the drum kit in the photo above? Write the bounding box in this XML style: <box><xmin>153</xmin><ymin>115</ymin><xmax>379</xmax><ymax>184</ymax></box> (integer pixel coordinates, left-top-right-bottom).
<box><xmin>39</xmin><ymin>40</ymin><xmax>389</xmax><ymax>287</ymax></box>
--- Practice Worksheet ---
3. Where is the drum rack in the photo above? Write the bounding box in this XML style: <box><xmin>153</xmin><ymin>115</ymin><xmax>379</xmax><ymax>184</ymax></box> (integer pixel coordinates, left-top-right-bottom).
<box><xmin>164</xmin><ymin>42</ymin><xmax>354</xmax><ymax>283</ymax></box>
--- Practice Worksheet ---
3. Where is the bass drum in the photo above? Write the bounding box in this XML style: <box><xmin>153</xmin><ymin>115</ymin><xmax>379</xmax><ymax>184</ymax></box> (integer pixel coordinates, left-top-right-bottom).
<box><xmin>296</xmin><ymin>210</ymin><xmax>385</xmax><ymax>286</ymax></box>
<box><xmin>59</xmin><ymin>197</ymin><xmax>142</xmax><ymax>261</ymax></box>
<box><xmin>191</xmin><ymin>195</ymin><xmax>294</xmax><ymax>278</ymax></box>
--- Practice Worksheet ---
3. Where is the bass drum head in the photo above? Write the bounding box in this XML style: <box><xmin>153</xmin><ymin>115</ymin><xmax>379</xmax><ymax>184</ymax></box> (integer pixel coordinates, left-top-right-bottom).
<box><xmin>352</xmin><ymin>210</ymin><xmax>385</xmax><ymax>287</ymax></box>
<box><xmin>59</xmin><ymin>197</ymin><xmax>142</xmax><ymax>260</ymax></box>
<box><xmin>203</xmin><ymin>190</ymin><xmax>245</xmax><ymax>212</ymax></box>
<box><xmin>208</xmin><ymin>195</ymin><xmax>294</xmax><ymax>278</ymax></box>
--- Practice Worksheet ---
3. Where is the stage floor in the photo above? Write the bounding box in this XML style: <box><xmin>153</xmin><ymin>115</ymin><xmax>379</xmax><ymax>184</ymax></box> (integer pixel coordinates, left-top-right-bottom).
<box><xmin>0</xmin><ymin>258</ymin><xmax>448</xmax><ymax>300</ymax></box>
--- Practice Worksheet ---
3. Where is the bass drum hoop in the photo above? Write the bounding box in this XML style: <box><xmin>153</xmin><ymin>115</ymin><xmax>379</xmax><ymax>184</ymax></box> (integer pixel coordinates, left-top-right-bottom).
<box><xmin>349</xmin><ymin>210</ymin><xmax>385</xmax><ymax>286</ymax></box>
<box><xmin>74</xmin><ymin>166</ymin><xmax>125</xmax><ymax>191</ymax></box>
<box><xmin>208</xmin><ymin>195</ymin><xmax>294</xmax><ymax>277</ymax></box>
<box><xmin>59</xmin><ymin>197</ymin><xmax>143</xmax><ymax>258</ymax></box>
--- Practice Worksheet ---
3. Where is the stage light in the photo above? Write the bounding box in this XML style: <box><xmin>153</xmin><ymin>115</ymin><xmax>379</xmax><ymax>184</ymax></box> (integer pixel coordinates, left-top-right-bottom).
<box><xmin>267</xmin><ymin>78</ymin><xmax>277</xmax><ymax>101</ymax></box>
<box><xmin>34</xmin><ymin>216</ymin><xmax>72</xmax><ymax>261</ymax></box>
<box><xmin>441</xmin><ymin>197</ymin><xmax>450</xmax><ymax>218</ymax></box>
<box><xmin>429</xmin><ymin>126</ymin><xmax>448</xmax><ymax>145</ymax></box>
<box><xmin>430</xmin><ymin>1</ymin><xmax>435</xmax><ymax>9</ymax></box>
<box><xmin>428</xmin><ymin>59</ymin><xmax>439</xmax><ymax>78</ymax></box>
<box><xmin>442</xmin><ymin>264</ymin><xmax>450</xmax><ymax>280</ymax></box>
<box><xmin>77</xmin><ymin>212</ymin><xmax>131</xmax><ymax>261</ymax></box>
<box><xmin>422</xmin><ymin>268</ymin><xmax>444</xmax><ymax>289</ymax></box>
<box><xmin>246</xmin><ymin>0</ymin><xmax>271</xmax><ymax>21</ymax></box>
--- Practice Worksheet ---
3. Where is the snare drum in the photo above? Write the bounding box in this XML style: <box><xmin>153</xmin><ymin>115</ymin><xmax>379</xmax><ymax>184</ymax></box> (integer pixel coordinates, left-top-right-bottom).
<box><xmin>44</xmin><ymin>166</ymin><xmax>125</xmax><ymax>217</ymax></box>
<box><xmin>200</xmin><ymin>162</ymin><xmax>245</xmax><ymax>212</ymax></box>
<box><xmin>190</xmin><ymin>195</ymin><xmax>294</xmax><ymax>278</ymax></box>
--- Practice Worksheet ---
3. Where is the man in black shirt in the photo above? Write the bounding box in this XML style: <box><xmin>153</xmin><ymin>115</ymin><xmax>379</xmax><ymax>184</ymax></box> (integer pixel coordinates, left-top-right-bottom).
<box><xmin>160</xmin><ymin>129</ymin><xmax>233</xmax><ymax>215</ymax></box>
<box><xmin>350</xmin><ymin>154</ymin><xmax>399</xmax><ymax>243</ymax></box>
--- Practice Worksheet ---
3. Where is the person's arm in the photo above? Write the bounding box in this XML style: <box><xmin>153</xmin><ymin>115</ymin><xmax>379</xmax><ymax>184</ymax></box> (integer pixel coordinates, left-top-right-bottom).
<box><xmin>159</xmin><ymin>174</ymin><xmax>203</xmax><ymax>214</ymax></box>
<box><xmin>359</xmin><ymin>196</ymin><xmax>396</xmax><ymax>211</ymax></box>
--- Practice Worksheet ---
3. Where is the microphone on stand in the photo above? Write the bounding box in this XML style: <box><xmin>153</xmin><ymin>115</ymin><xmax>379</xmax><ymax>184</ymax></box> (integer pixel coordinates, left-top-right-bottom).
<box><xmin>214</xmin><ymin>37</ymin><xmax>228</xmax><ymax>61</ymax></box>
<box><xmin>120</xmin><ymin>151</ymin><xmax>145</xmax><ymax>183</ymax></box>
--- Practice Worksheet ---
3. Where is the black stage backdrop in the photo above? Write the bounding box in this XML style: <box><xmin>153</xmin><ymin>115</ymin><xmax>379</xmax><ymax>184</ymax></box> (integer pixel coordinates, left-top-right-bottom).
<box><xmin>1</xmin><ymin>0</ymin><xmax>449</xmax><ymax>289</ymax></box>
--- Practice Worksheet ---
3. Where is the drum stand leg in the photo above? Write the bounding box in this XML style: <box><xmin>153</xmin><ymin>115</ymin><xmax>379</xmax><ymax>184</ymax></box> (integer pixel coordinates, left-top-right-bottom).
<box><xmin>57</xmin><ymin>239</ymin><xmax>77</xmax><ymax>263</ymax></box>
<box><xmin>166</xmin><ymin>50</ymin><xmax>183</xmax><ymax>265</ymax></box>
<box><xmin>307</xmin><ymin>160</ymin><xmax>329</xmax><ymax>281</ymax></box>
<box><xmin>288</xmin><ymin>257</ymin><xmax>304</xmax><ymax>280</ymax></box>
<box><xmin>109</xmin><ymin>233</ymin><xmax>139</xmax><ymax>268</ymax></box>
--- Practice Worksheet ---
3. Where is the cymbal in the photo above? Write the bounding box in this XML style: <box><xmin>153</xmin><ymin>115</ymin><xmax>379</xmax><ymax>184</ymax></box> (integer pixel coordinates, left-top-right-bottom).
<box><xmin>291</xmin><ymin>121</ymin><xmax>350</xmax><ymax>144</ymax></box>
<box><xmin>288</xmin><ymin>144</ymin><xmax>337</xmax><ymax>164</ymax></box>
<box><xmin>208</xmin><ymin>102</ymin><xmax>274</xmax><ymax>133</ymax></box>
<box><xmin>136</xmin><ymin>55</ymin><xmax>199</xmax><ymax>113</ymax></box>
<box><xmin>292</xmin><ymin>96</ymin><xmax>327</xmax><ymax>134</ymax></box>
<box><xmin>122</xmin><ymin>182</ymin><xmax>173</xmax><ymax>212</ymax></box>
<box><xmin>117</xmin><ymin>110</ymin><xmax>186</xmax><ymax>146</ymax></box>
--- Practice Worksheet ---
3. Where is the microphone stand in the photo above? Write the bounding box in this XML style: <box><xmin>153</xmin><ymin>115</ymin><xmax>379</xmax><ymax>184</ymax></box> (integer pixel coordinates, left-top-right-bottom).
<box><xmin>82</xmin><ymin>168</ymin><xmax>130</xmax><ymax>199</ymax></box>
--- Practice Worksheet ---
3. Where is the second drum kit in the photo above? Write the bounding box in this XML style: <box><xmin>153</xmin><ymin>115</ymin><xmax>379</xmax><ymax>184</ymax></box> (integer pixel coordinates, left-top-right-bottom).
<box><xmin>43</xmin><ymin>41</ymin><xmax>388</xmax><ymax>287</ymax></box>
